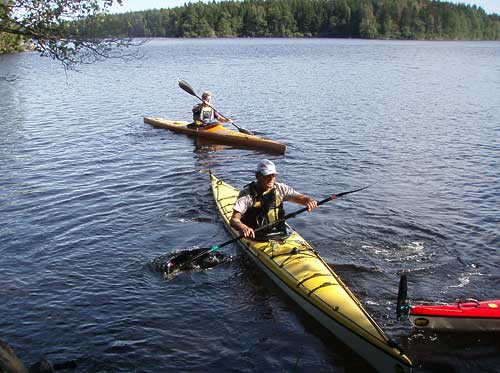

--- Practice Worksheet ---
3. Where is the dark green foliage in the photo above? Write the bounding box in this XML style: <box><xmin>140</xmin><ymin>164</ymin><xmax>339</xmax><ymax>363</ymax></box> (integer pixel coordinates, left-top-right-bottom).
<box><xmin>0</xmin><ymin>0</ymin><xmax>142</xmax><ymax>69</ymax></box>
<box><xmin>89</xmin><ymin>0</ymin><xmax>500</xmax><ymax>40</ymax></box>
<box><xmin>0</xmin><ymin>31</ymin><xmax>25</xmax><ymax>53</ymax></box>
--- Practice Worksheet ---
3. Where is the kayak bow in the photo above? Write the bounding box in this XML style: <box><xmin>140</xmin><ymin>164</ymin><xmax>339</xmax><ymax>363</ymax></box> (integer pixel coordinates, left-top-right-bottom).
<box><xmin>397</xmin><ymin>275</ymin><xmax>500</xmax><ymax>332</ymax></box>
<box><xmin>409</xmin><ymin>300</ymin><xmax>500</xmax><ymax>331</ymax></box>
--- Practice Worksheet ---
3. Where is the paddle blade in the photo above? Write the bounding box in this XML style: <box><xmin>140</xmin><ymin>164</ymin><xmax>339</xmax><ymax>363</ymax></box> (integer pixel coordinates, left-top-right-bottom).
<box><xmin>178</xmin><ymin>79</ymin><xmax>196</xmax><ymax>96</ymax></box>
<box><xmin>396</xmin><ymin>274</ymin><xmax>409</xmax><ymax>319</ymax></box>
<box><xmin>149</xmin><ymin>247</ymin><xmax>231</xmax><ymax>280</ymax></box>
<box><xmin>165</xmin><ymin>247</ymin><xmax>211</xmax><ymax>271</ymax></box>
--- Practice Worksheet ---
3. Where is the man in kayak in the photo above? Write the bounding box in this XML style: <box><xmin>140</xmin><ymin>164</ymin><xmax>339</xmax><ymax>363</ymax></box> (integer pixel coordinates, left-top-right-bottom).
<box><xmin>191</xmin><ymin>90</ymin><xmax>232</xmax><ymax>127</ymax></box>
<box><xmin>230</xmin><ymin>159</ymin><xmax>317</xmax><ymax>240</ymax></box>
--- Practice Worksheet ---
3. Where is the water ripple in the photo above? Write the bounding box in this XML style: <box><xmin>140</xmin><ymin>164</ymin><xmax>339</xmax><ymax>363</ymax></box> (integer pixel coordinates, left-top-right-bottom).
<box><xmin>1</xmin><ymin>39</ymin><xmax>499</xmax><ymax>372</ymax></box>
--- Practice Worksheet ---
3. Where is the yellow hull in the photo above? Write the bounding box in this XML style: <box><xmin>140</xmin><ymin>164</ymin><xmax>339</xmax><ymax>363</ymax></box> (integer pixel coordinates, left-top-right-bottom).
<box><xmin>210</xmin><ymin>173</ymin><xmax>412</xmax><ymax>372</ymax></box>
<box><xmin>144</xmin><ymin>116</ymin><xmax>286</xmax><ymax>154</ymax></box>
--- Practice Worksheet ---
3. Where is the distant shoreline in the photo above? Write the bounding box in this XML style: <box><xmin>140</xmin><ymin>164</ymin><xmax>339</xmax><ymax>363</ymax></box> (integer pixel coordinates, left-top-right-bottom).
<box><xmin>4</xmin><ymin>36</ymin><xmax>498</xmax><ymax>58</ymax></box>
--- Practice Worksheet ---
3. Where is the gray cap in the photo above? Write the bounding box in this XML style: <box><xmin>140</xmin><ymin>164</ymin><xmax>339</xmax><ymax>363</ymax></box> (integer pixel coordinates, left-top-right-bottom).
<box><xmin>256</xmin><ymin>159</ymin><xmax>277</xmax><ymax>176</ymax></box>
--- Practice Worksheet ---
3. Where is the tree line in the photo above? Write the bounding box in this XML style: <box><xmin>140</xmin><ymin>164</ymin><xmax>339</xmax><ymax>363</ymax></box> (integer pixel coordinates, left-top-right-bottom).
<box><xmin>88</xmin><ymin>0</ymin><xmax>500</xmax><ymax>40</ymax></box>
<box><xmin>2</xmin><ymin>0</ymin><xmax>499</xmax><ymax>72</ymax></box>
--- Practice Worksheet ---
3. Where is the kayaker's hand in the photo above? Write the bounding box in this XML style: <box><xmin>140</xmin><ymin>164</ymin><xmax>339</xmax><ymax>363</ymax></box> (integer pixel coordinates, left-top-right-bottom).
<box><xmin>306</xmin><ymin>198</ymin><xmax>317</xmax><ymax>212</ymax></box>
<box><xmin>240</xmin><ymin>224</ymin><xmax>255</xmax><ymax>239</ymax></box>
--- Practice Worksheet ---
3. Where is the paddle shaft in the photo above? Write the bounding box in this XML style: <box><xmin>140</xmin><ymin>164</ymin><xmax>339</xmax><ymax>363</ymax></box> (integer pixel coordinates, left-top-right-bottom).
<box><xmin>178</xmin><ymin>79</ymin><xmax>252</xmax><ymax>135</ymax></box>
<box><xmin>173</xmin><ymin>184</ymin><xmax>371</xmax><ymax>268</ymax></box>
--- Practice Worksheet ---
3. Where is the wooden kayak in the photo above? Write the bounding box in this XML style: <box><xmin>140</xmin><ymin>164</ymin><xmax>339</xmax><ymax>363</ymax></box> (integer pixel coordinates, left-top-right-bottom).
<box><xmin>409</xmin><ymin>299</ymin><xmax>500</xmax><ymax>332</ymax></box>
<box><xmin>144</xmin><ymin>117</ymin><xmax>286</xmax><ymax>154</ymax></box>
<box><xmin>210</xmin><ymin>173</ymin><xmax>412</xmax><ymax>373</ymax></box>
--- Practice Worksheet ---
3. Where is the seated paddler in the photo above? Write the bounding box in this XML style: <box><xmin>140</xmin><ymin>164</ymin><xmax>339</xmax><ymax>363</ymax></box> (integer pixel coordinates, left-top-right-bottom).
<box><xmin>230</xmin><ymin>159</ymin><xmax>317</xmax><ymax>240</ymax></box>
<box><xmin>191</xmin><ymin>90</ymin><xmax>232</xmax><ymax>127</ymax></box>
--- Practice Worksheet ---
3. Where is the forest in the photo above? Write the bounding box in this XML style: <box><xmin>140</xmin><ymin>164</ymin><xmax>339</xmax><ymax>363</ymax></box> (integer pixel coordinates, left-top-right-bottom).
<box><xmin>1</xmin><ymin>0</ymin><xmax>500</xmax><ymax>58</ymax></box>
<box><xmin>86</xmin><ymin>0</ymin><xmax>500</xmax><ymax>40</ymax></box>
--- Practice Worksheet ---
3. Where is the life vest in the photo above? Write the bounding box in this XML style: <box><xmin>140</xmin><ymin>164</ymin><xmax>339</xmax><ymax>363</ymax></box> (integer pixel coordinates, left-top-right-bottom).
<box><xmin>199</xmin><ymin>105</ymin><xmax>214</xmax><ymax>122</ymax></box>
<box><xmin>241</xmin><ymin>182</ymin><xmax>286</xmax><ymax>239</ymax></box>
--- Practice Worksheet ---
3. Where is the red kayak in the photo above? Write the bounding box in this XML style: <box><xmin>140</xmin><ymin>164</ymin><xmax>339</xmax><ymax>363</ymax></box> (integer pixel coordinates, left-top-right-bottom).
<box><xmin>397</xmin><ymin>275</ymin><xmax>500</xmax><ymax>332</ymax></box>
<box><xmin>409</xmin><ymin>299</ymin><xmax>500</xmax><ymax>331</ymax></box>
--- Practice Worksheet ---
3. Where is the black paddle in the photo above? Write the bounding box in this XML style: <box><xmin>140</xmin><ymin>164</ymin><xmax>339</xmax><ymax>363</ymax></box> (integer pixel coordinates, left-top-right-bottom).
<box><xmin>396</xmin><ymin>274</ymin><xmax>410</xmax><ymax>319</ymax></box>
<box><xmin>166</xmin><ymin>184</ymin><xmax>372</xmax><ymax>273</ymax></box>
<box><xmin>178</xmin><ymin>79</ymin><xmax>254</xmax><ymax>135</ymax></box>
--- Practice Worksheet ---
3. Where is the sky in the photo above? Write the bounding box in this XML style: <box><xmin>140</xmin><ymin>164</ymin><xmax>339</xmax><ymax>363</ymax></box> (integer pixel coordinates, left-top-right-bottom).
<box><xmin>109</xmin><ymin>0</ymin><xmax>500</xmax><ymax>15</ymax></box>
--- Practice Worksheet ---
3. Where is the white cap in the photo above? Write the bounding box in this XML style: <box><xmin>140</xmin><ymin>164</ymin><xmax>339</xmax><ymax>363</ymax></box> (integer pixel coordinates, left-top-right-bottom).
<box><xmin>256</xmin><ymin>159</ymin><xmax>277</xmax><ymax>176</ymax></box>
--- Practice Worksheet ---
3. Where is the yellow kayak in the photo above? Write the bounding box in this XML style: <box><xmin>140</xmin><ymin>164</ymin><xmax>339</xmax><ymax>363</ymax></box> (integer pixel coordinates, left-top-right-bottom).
<box><xmin>210</xmin><ymin>172</ymin><xmax>412</xmax><ymax>372</ymax></box>
<box><xmin>144</xmin><ymin>117</ymin><xmax>286</xmax><ymax>154</ymax></box>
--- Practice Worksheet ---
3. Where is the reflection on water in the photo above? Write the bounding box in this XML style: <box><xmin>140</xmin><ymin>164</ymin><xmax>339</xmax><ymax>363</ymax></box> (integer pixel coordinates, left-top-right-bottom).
<box><xmin>194</xmin><ymin>136</ymin><xmax>228</xmax><ymax>153</ymax></box>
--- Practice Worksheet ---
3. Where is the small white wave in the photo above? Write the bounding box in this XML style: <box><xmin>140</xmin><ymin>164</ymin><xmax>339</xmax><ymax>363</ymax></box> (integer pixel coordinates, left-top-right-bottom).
<box><xmin>111</xmin><ymin>339</ymin><xmax>147</xmax><ymax>347</ymax></box>
<box><xmin>402</xmin><ymin>241</ymin><xmax>425</xmax><ymax>252</ymax></box>
<box><xmin>450</xmin><ymin>273</ymin><xmax>471</xmax><ymax>288</ymax></box>
<box><xmin>363</xmin><ymin>241</ymin><xmax>428</xmax><ymax>263</ymax></box>
<box><xmin>450</xmin><ymin>264</ymin><xmax>482</xmax><ymax>288</ymax></box>
<box><xmin>362</xmin><ymin>245</ymin><xmax>390</xmax><ymax>255</ymax></box>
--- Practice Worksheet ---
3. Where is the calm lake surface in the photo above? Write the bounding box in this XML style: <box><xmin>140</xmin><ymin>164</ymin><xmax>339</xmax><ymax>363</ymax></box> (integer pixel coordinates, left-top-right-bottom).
<box><xmin>1</xmin><ymin>39</ymin><xmax>499</xmax><ymax>372</ymax></box>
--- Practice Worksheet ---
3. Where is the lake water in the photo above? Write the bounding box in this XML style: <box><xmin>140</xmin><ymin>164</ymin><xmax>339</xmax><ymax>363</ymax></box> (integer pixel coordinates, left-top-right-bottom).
<box><xmin>1</xmin><ymin>38</ymin><xmax>499</xmax><ymax>372</ymax></box>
